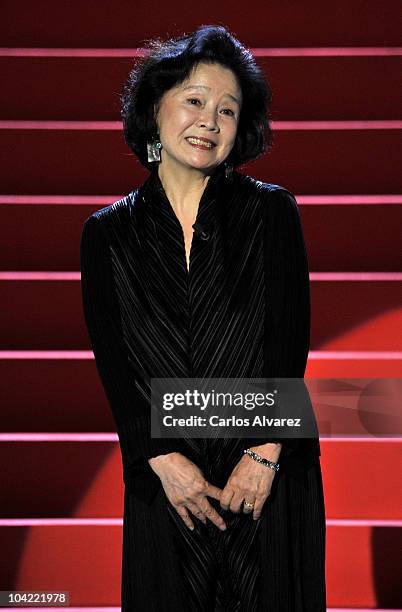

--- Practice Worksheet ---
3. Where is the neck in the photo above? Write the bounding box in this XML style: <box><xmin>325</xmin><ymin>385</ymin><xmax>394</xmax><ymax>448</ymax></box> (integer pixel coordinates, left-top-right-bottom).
<box><xmin>156</xmin><ymin>162</ymin><xmax>216</xmax><ymax>219</ymax></box>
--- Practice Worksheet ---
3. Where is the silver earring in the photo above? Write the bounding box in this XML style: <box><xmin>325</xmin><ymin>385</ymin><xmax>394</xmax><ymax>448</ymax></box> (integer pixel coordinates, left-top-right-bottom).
<box><xmin>147</xmin><ymin>136</ymin><xmax>162</xmax><ymax>163</ymax></box>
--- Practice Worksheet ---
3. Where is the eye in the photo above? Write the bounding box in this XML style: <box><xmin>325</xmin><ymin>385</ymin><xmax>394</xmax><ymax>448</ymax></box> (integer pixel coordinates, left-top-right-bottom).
<box><xmin>187</xmin><ymin>98</ymin><xmax>201</xmax><ymax>105</ymax></box>
<box><xmin>221</xmin><ymin>108</ymin><xmax>235</xmax><ymax>116</ymax></box>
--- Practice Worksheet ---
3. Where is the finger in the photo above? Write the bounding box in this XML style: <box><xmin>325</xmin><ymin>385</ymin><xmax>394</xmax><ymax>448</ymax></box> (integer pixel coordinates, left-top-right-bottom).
<box><xmin>175</xmin><ymin>506</ymin><xmax>195</xmax><ymax>531</ymax></box>
<box><xmin>253</xmin><ymin>494</ymin><xmax>269</xmax><ymax>520</ymax></box>
<box><xmin>252</xmin><ymin>504</ymin><xmax>263</xmax><ymax>520</ymax></box>
<box><xmin>219</xmin><ymin>488</ymin><xmax>235</xmax><ymax>510</ymax></box>
<box><xmin>186</xmin><ymin>499</ymin><xmax>226</xmax><ymax>531</ymax></box>
<box><xmin>230</xmin><ymin>494</ymin><xmax>247</xmax><ymax>514</ymax></box>
<box><xmin>204</xmin><ymin>483</ymin><xmax>223</xmax><ymax>501</ymax></box>
<box><xmin>199</xmin><ymin>499</ymin><xmax>227</xmax><ymax>530</ymax></box>
<box><xmin>186</xmin><ymin>501</ymin><xmax>207</xmax><ymax>524</ymax></box>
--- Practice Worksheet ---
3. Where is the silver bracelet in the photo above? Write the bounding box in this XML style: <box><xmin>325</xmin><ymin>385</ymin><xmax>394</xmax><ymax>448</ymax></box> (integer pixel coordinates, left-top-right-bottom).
<box><xmin>243</xmin><ymin>448</ymin><xmax>280</xmax><ymax>471</ymax></box>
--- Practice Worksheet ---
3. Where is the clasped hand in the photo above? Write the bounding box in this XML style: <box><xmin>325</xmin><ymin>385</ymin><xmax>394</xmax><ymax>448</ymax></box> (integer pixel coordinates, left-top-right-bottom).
<box><xmin>148</xmin><ymin>445</ymin><xmax>279</xmax><ymax>531</ymax></box>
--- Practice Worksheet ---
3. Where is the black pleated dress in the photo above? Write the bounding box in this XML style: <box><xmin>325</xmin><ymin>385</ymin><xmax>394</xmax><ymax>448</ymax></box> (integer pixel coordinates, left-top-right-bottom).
<box><xmin>80</xmin><ymin>161</ymin><xmax>327</xmax><ymax>611</ymax></box>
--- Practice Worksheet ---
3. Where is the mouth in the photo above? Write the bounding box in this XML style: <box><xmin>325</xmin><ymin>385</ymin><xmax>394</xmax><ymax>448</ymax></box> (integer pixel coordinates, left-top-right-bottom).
<box><xmin>185</xmin><ymin>137</ymin><xmax>216</xmax><ymax>150</ymax></box>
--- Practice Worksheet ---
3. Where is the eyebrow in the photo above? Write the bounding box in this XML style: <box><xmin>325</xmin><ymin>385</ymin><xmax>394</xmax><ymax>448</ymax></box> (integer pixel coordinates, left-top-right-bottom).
<box><xmin>182</xmin><ymin>85</ymin><xmax>241</xmax><ymax>106</ymax></box>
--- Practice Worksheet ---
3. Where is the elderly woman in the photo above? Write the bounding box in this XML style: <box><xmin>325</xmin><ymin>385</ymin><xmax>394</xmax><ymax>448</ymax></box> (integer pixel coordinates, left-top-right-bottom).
<box><xmin>80</xmin><ymin>25</ymin><xmax>326</xmax><ymax>612</ymax></box>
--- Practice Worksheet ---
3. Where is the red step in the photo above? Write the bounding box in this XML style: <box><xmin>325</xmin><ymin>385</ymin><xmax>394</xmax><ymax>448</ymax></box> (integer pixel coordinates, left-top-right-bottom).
<box><xmin>0</xmin><ymin>440</ymin><xmax>400</xmax><ymax>520</ymax></box>
<box><xmin>307</xmin><ymin>355</ymin><xmax>402</xmax><ymax>377</ymax></box>
<box><xmin>326</xmin><ymin>523</ymin><xmax>402</xmax><ymax>607</ymax></box>
<box><xmin>1</xmin><ymin>125</ymin><xmax>401</xmax><ymax>194</ymax></box>
<box><xmin>0</xmin><ymin>357</ymin><xmax>114</xmax><ymax>432</ymax></box>
<box><xmin>302</xmin><ymin>202</ymin><xmax>402</xmax><ymax>272</ymax></box>
<box><xmin>2</xmin><ymin>277</ymin><xmax>401</xmax><ymax>349</ymax></box>
<box><xmin>1</xmin><ymin>198</ymin><xmax>401</xmax><ymax>271</ymax></box>
<box><xmin>0</xmin><ymin>520</ymin><xmax>400</xmax><ymax>607</ymax></box>
<box><xmin>0</xmin><ymin>199</ymin><xmax>118</xmax><ymax>271</ymax></box>
<box><xmin>1</xmin><ymin>355</ymin><xmax>401</xmax><ymax>431</ymax></box>
<box><xmin>1</xmin><ymin>0</ymin><xmax>399</xmax><ymax>47</ymax></box>
<box><xmin>0</xmin><ymin>53</ymin><xmax>400</xmax><ymax>120</ymax></box>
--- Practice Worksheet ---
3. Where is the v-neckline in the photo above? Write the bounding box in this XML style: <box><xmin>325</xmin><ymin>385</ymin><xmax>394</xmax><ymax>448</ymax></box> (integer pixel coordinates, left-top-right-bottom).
<box><xmin>144</xmin><ymin>164</ymin><xmax>226</xmax><ymax>280</ymax></box>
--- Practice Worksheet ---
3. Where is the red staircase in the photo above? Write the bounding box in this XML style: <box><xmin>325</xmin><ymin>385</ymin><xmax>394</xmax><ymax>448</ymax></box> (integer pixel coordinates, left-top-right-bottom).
<box><xmin>1</xmin><ymin>2</ymin><xmax>401</xmax><ymax>609</ymax></box>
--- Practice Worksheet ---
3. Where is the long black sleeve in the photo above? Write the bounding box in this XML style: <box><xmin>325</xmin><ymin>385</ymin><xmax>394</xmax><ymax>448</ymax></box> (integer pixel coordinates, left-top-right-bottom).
<box><xmin>241</xmin><ymin>188</ymin><xmax>316</xmax><ymax>460</ymax></box>
<box><xmin>264</xmin><ymin>188</ymin><xmax>311</xmax><ymax>377</ymax></box>
<box><xmin>80</xmin><ymin>214</ymin><xmax>185</xmax><ymax>492</ymax></box>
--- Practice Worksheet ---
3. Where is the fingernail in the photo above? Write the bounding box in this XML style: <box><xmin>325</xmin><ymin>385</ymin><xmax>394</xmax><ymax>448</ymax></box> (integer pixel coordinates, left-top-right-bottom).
<box><xmin>220</xmin><ymin>524</ymin><xmax>227</xmax><ymax>530</ymax></box>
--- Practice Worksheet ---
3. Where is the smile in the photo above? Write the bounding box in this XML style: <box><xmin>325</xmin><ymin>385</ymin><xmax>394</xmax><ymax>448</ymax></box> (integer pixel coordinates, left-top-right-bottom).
<box><xmin>186</xmin><ymin>137</ymin><xmax>216</xmax><ymax>150</ymax></box>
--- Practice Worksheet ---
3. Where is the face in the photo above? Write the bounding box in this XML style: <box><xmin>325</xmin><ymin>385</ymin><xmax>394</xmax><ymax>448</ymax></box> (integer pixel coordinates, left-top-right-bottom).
<box><xmin>154</xmin><ymin>61</ymin><xmax>242</xmax><ymax>174</ymax></box>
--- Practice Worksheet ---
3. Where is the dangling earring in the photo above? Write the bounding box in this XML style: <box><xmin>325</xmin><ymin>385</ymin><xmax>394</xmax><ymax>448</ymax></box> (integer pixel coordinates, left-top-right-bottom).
<box><xmin>147</xmin><ymin>135</ymin><xmax>162</xmax><ymax>163</ymax></box>
<box><xmin>225</xmin><ymin>161</ymin><xmax>233</xmax><ymax>180</ymax></box>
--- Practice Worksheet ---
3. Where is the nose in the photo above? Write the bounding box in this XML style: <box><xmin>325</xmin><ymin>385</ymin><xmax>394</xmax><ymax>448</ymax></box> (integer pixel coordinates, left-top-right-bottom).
<box><xmin>196</xmin><ymin>110</ymin><xmax>219</xmax><ymax>131</ymax></box>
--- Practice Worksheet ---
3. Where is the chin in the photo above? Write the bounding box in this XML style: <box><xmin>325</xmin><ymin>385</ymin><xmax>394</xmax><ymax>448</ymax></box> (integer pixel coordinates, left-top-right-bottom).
<box><xmin>185</xmin><ymin>160</ymin><xmax>215</xmax><ymax>172</ymax></box>
<box><xmin>189</xmin><ymin>154</ymin><xmax>222</xmax><ymax>167</ymax></box>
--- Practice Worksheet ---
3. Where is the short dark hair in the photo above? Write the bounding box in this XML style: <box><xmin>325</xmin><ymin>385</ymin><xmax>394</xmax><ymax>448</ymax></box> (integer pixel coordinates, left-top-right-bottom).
<box><xmin>121</xmin><ymin>24</ymin><xmax>274</xmax><ymax>171</ymax></box>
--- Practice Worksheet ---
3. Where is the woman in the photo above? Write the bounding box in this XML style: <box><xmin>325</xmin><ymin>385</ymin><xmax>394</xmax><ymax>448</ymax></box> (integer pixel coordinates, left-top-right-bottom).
<box><xmin>80</xmin><ymin>25</ymin><xmax>326</xmax><ymax>611</ymax></box>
